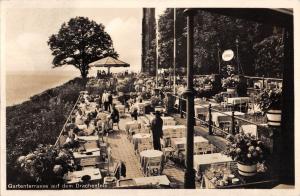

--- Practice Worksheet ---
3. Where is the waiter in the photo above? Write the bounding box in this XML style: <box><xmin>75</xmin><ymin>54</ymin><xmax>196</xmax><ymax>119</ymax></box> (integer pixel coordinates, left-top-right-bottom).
<box><xmin>150</xmin><ymin>111</ymin><xmax>163</xmax><ymax>151</ymax></box>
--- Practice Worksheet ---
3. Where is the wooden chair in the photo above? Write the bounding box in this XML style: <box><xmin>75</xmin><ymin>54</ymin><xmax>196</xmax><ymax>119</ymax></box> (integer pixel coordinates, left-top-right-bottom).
<box><xmin>145</xmin><ymin>157</ymin><xmax>162</xmax><ymax>176</ymax></box>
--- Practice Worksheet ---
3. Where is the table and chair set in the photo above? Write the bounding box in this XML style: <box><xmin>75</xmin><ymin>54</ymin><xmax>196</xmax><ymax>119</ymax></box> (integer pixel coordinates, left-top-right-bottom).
<box><xmin>61</xmin><ymin>91</ymin><xmax>129</xmax><ymax>186</ymax></box>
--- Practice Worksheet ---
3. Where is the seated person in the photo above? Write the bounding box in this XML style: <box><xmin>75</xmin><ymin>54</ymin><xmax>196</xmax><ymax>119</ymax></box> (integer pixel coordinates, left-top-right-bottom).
<box><xmin>63</xmin><ymin>133</ymin><xmax>80</xmax><ymax>149</ymax></box>
<box><xmin>110</xmin><ymin>105</ymin><xmax>120</xmax><ymax>130</ymax></box>
<box><xmin>75</xmin><ymin>110</ymin><xmax>87</xmax><ymax>125</ymax></box>
<box><xmin>131</xmin><ymin>108</ymin><xmax>138</xmax><ymax>121</ymax></box>
<box><xmin>78</xmin><ymin>99</ymin><xmax>87</xmax><ymax>113</ymax></box>
<box><xmin>96</xmin><ymin>109</ymin><xmax>109</xmax><ymax>133</ymax></box>
<box><xmin>84</xmin><ymin>119</ymin><xmax>96</xmax><ymax>136</ymax></box>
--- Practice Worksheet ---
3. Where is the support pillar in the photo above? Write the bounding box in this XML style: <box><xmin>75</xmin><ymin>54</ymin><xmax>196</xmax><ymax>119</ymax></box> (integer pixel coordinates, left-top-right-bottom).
<box><xmin>183</xmin><ymin>8</ymin><xmax>196</xmax><ymax>189</ymax></box>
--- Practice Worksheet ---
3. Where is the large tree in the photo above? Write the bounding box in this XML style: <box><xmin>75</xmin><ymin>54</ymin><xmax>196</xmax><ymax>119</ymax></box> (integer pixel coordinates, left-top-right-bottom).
<box><xmin>48</xmin><ymin>17</ymin><xmax>118</xmax><ymax>78</ymax></box>
<box><xmin>158</xmin><ymin>8</ymin><xmax>187</xmax><ymax>74</ymax></box>
<box><xmin>158</xmin><ymin>9</ymin><xmax>283</xmax><ymax>77</ymax></box>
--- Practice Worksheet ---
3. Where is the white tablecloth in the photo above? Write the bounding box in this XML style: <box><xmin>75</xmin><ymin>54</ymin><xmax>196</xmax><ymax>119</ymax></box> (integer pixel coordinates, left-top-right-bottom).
<box><xmin>227</xmin><ymin>97</ymin><xmax>250</xmax><ymax>105</ymax></box>
<box><xmin>131</xmin><ymin>101</ymin><xmax>151</xmax><ymax>114</ymax></box>
<box><xmin>194</xmin><ymin>103</ymin><xmax>219</xmax><ymax>118</ymax></box>
<box><xmin>115</xmin><ymin>104</ymin><xmax>125</xmax><ymax>110</ymax></box>
<box><xmin>64</xmin><ymin>167</ymin><xmax>102</xmax><ymax>184</ymax></box>
<box><xmin>155</xmin><ymin>106</ymin><xmax>165</xmax><ymax>113</ymax></box>
<box><xmin>77</xmin><ymin>135</ymin><xmax>99</xmax><ymax>141</ymax></box>
<box><xmin>193</xmin><ymin>153</ymin><xmax>233</xmax><ymax>174</ymax></box>
<box><xmin>162</xmin><ymin>125</ymin><xmax>186</xmax><ymax>138</ymax></box>
<box><xmin>133</xmin><ymin>175</ymin><xmax>170</xmax><ymax>186</ymax></box>
<box><xmin>132</xmin><ymin>133</ymin><xmax>152</xmax><ymax>150</ymax></box>
<box><xmin>161</xmin><ymin>116</ymin><xmax>176</xmax><ymax>126</ymax></box>
<box><xmin>77</xmin><ymin>135</ymin><xmax>99</xmax><ymax>150</ymax></box>
<box><xmin>170</xmin><ymin>136</ymin><xmax>209</xmax><ymax>151</ymax></box>
<box><xmin>125</xmin><ymin>120</ymin><xmax>140</xmax><ymax>132</ymax></box>
<box><xmin>139</xmin><ymin>150</ymin><xmax>164</xmax><ymax>174</ymax></box>
<box><xmin>207</xmin><ymin>111</ymin><xmax>245</xmax><ymax>127</ymax></box>
<box><xmin>73</xmin><ymin>148</ymin><xmax>101</xmax><ymax>166</ymax></box>
<box><xmin>147</xmin><ymin>115</ymin><xmax>176</xmax><ymax>126</ymax></box>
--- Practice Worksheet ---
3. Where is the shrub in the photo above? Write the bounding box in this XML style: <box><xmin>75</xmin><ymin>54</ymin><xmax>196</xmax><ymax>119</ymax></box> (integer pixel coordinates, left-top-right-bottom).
<box><xmin>6</xmin><ymin>77</ymin><xmax>86</xmax><ymax>185</ymax></box>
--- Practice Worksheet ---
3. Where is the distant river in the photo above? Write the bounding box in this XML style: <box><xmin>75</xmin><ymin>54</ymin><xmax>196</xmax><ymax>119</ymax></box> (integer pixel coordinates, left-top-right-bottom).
<box><xmin>6</xmin><ymin>71</ymin><xmax>80</xmax><ymax>106</ymax></box>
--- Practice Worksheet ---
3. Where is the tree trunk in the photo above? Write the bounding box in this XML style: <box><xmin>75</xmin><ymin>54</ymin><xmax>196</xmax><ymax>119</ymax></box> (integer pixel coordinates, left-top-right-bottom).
<box><xmin>80</xmin><ymin>65</ymin><xmax>88</xmax><ymax>78</ymax></box>
<box><xmin>80</xmin><ymin>70</ymin><xmax>87</xmax><ymax>78</ymax></box>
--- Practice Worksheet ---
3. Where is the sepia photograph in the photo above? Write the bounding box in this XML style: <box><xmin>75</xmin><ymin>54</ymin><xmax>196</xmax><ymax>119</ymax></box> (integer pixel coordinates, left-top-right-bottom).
<box><xmin>0</xmin><ymin>0</ymin><xmax>298</xmax><ymax>195</ymax></box>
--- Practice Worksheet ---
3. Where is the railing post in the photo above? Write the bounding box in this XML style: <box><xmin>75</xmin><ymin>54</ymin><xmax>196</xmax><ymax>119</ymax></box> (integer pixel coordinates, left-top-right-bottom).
<box><xmin>262</xmin><ymin>75</ymin><xmax>265</xmax><ymax>89</ymax></box>
<box><xmin>231</xmin><ymin>111</ymin><xmax>235</xmax><ymax>135</ymax></box>
<box><xmin>208</xmin><ymin>104</ymin><xmax>213</xmax><ymax>135</ymax></box>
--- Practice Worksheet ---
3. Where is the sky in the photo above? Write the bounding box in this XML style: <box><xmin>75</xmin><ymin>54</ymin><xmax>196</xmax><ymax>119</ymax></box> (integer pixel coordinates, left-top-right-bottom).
<box><xmin>4</xmin><ymin>8</ymin><xmax>144</xmax><ymax>73</ymax></box>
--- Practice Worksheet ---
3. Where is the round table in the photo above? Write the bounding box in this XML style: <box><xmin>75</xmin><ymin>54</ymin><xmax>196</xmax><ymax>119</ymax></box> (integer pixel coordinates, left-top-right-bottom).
<box><xmin>125</xmin><ymin>120</ymin><xmax>140</xmax><ymax>132</ymax></box>
<box><xmin>140</xmin><ymin>150</ymin><xmax>164</xmax><ymax>175</ymax></box>
<box><xmin>132</xmin><ymin>133</ymin><xmax>151</xmax><ymax>151</ymax></box>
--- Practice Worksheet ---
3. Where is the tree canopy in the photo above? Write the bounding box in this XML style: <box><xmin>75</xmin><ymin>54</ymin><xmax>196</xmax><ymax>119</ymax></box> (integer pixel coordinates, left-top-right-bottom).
<box><xmin>158</xmin><ymin>9</ymin><xmax>284</xmax><ymax>78</ymax></box>
<box><xmin>48</xmin><ymin>17</ymin><xmax>118</xmax><ymax>78</ymax></box>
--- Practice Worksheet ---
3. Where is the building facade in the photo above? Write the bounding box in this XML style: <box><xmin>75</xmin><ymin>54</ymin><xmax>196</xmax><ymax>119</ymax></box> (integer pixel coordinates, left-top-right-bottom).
<box><xmin>141</xmin><ymin>8</ymin><xmax>157</xmax><ymax>76</ymax></box>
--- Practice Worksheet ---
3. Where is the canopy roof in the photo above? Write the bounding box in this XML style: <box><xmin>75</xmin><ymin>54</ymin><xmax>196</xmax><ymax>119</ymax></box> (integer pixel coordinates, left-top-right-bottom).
<box><xmin>89</xmin><ymin>56</ymin><xmax>130</xmax><ymax>68</ymax></box>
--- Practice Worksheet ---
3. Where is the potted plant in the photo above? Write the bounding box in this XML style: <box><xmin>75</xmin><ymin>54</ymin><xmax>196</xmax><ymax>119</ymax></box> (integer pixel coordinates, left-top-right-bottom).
<box><xmin>224</xmin><ymin>133</ymin><xmax>268</xmax><ymax>177</ymax></box>
<box><xmin>222</xmin><ymin>76</ymin><xmax>239</xmax><ymax>93</ymax></box>
<box><xmin>203</xmin><ymin>75</ymin><xmax>214</xmax><ymax>90</ymax></box>
<box><xmin>257</xmin><ymin>88</ymin><xmax>282</xmax><ymax>126</ymax></box>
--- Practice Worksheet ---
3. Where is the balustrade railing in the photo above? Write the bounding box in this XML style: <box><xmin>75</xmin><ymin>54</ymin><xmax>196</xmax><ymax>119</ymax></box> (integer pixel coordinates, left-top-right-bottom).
<box><xmin>163</xmin><ymin>91</ymin><xmax>267</xmax><ymax>139</ymax></box>
<box><xmin>54</xmin><ymin>93</ymin><xmax>82</xmax><ymax>147</ymax></box>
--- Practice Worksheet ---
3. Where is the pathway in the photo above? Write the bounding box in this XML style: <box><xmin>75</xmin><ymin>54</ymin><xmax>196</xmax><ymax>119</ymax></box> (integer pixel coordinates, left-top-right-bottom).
<box><xmin>107</xmin><ymin>116</ymin><xmax>144</xmax><ymax>178</ymax></box>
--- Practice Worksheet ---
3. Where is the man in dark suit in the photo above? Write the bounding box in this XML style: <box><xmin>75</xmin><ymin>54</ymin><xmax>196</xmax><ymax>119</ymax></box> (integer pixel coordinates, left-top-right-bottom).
<box><xmin>150</xmin><ymin>111</ymin><xmax>163</xmax><ymax>151</ymax></box>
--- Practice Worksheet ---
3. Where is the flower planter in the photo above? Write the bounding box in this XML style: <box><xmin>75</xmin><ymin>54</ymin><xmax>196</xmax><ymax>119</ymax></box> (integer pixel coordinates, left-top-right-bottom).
<box><xmin>227</xmin><ymin>88</ymin><xmax>237</xmax><ymax>93</ymax></box>
<box><xmin>266</xmin><ymin>109</ymin><xmax>281</xmax><ymax>127</ymax></box>
<box><xmin>237</xmin><ymin>162</ymin><xmax>257</xmax><ymax>177</ymax></box>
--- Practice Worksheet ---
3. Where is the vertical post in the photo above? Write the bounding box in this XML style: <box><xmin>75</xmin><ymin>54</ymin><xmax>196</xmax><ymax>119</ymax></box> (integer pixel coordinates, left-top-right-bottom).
<box><xmin>217</xmin><ymin>42</ymin><xmax>221</xmax><ymax>75</ymax></box>
<box><xmin>235</xmin><ymin>38</ymin><xmax>240</xmax><ymax>75</ymax></box>
<box><xmin>155</xmin><ymin>9</ymin><xmax>159</xmax><ymax>88</ymax></box>
<box><xmin>262</xmin><ymin>75</ymin><xmax>265</xmax><ymax>89</ymax></box>
<box><xmin>173</xmin><ymin>8</ymin><xmax>177</xmax><ymax>94</ymax></box>
<box><xmin>231</xmin><ymin>111</ymin><xmax>235</xmax><ymax>135</ymax></box>
<box><xmin>169</xmin><ymin>68</ymin><xmax>172</xmax><ymax>88</ymax></box>
<box><xmin>208</xmin><ymin>104</ymin><xmax>213</xmax><ymax>135</ymax></box>
<box><xmin>279</xmin><ymin>21</ymin><xmax>294</xmax><ymax>184</ymax></box>
<box><xmin>183</xmin><ymin>8</ymin><xmax>195</xmax><ymax>189</ymax></box>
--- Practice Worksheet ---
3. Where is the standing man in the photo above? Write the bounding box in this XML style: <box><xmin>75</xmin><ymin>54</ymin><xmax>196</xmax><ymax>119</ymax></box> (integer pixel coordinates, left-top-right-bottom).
<box><xmin>150</xmin><ymin>111</ymin><xmax>163</xmax><ymax>151</ymax></box>
<box><xmin>102</xmin><ymin>90</ymin><xmax>109</xmax><ymax>111</ymax></box>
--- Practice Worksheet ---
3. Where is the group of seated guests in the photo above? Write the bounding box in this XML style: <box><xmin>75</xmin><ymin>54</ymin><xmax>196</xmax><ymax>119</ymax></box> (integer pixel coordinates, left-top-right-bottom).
<box><xmin>62</xmin><ymin>93</ymin><xmax>120</xmax><ymax>149</ymax></box>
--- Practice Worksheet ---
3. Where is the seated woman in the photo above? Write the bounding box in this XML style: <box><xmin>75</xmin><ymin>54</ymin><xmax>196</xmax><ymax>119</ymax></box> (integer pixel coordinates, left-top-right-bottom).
<box><xmin>63</xmin><ymin>133</ymin><xmax>80</xmax><ymax>149</ymax></box>
<box><xmin>75</xmin><ymin>109</ymin><xmax>87</xmax><ymax>126</ymax></box>
<box><xmin>84</xmin><ymin>119</ymin><xmax>96</xmax><ymax>136</ymax></box>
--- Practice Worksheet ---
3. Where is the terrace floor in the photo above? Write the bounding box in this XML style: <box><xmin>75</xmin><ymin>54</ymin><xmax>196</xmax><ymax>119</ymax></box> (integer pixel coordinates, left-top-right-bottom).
<box><xmin>107</xmin><ymin>113</ymin><xmax>203</xmax><ymax>188</ymax></box>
